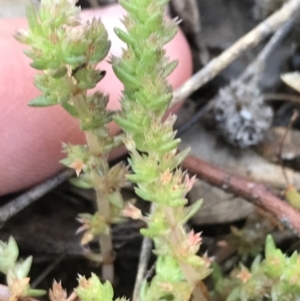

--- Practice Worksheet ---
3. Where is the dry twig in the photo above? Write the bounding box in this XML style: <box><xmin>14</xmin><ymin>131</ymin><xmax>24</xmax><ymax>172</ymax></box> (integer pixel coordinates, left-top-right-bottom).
<box><xmin>182</xmin><ymin>155</ymin><xmax>300</xmax><ymax>235</ymax></box>
<box><xmin>0</xmin><ymin>169</ymin><xmax>74</xmax><ymax>225</ymax></box>
<box><xmin>177</xmin><ymin>12</ymin><xmax>299</xmax><ymax>142</ymax></box>
<box><xmin>132</xmin><ymin>236</ymin><xmax>153</xmax><ymax>301</ymax></box>
<box><xmin>171</xmin><ymin>0</ymin><xmax>300</xmax><ymax>106</ymax></box>
<box><xmin>132</xmin><ymin>204</ymin><xmax>155</xmax><ymax>301</ymax></box>
<box><xmin>31</xmin><ymin>254</ymin><xmax>66</xmax><ymax>288</ymax></box>
<box><xmin>264</xmin><ymin>93</ymin><xmax>300</xmax><ymax>103</ymax></box>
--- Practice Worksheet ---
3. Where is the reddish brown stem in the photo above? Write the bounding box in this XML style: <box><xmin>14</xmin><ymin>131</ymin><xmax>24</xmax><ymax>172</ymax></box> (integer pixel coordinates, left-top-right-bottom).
<box><xmin>182</xmin><ymin>155</ymin><xmax>300</xmax><ymax>235</ymax></box>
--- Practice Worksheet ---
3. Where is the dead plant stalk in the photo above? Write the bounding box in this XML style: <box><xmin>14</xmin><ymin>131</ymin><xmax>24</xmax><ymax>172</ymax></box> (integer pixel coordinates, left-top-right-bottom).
<box><xmin>171</xmin><ymin>0</ymin><xmax>300</xmax><ymax>107</ymax></box>
<box><xmin>182</xmin><ymin>155</ymin><xmax>300</xmax><ymax>235</ymax></box>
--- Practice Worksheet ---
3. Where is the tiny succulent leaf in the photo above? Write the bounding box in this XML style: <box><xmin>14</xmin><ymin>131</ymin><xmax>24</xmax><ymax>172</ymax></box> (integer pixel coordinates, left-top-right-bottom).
<box><xmin>69</xmin><ymin>177</ymin><xmax>93</xmax><ymax>189</ymax></box>
<box><xmin>12</xmin><ymin>256</ymin><xmax>33</xmax><ymax>280</ymax></box>
<box><xmin>182</xmin><ymin>199</ymin><xmax>203</xmax><ymax>224</ymax></box>
<box><xmin>28</xmin><ymin>95</ymin><xmax>58</xmax><ymax>107</ymax></box>
<box><xmin>26</xmin><ymin>4</ymin><xmax>39</xmax><ymax>33</ymax></box>
<box><xmin>61</xmin><ymin>102</ymin><xmax>79</xmax><ymax>118</ymax></box>
<box><xmin>75</xmin><ymin>273</ymin><xmax>114</xmax><ymax>301</ymax></box>
<box><xmin>213</xmin><ymin>234</ymin><xmax>300</xmax><ymax>301</ymax></box>
<box><xmin>0</xmin><ymin>237</ymin><xmax>19</xmax><ymax>274</ymax></box>
<box><xmin>155</xmin><ymin>256</ymin><xmax>184</xmax><ymax>283</ymax></box>
<box><xmin>48</xmin><ymin>67</ymin><xmax>68</xmax><ymax>79</ymax></box>
<box><xmin>107</xmin><ymin>191</ymin><xmax>125</xmax><ymax>209</ymax></box>
<box><xmin>27</xmin><ymin>289</ymin><xmax>47</xmax><ymax>297</ymax></box>
<box><xmin>49</xmin><ymin>280</ymin><xmax>67</xmax><ymax>301</ymax></box>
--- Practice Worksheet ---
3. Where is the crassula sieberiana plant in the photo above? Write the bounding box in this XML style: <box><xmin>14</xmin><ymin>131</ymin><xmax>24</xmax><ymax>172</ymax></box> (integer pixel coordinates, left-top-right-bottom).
<box><xmin>211</xmin><ymin>235</ymin><xmax>300</xmax><ymax>301</ymax></box>
<box><xmin>15</xmin><ymin>0</ymin><xmax>128</xmax><ymax>282</ymax></box>
<box><xmin>9</xmin><ymin>1</ymin><xmax>300</xmax><ymax>301</ymax></box>
<box><xmin>111</xmin><ymin>0</ymin><xmax>210</xmax><ymax>300</ymax></box>
<box><xmin>0</xmin><ymin>237</ymin><xmax>45</xmax><ymax>301</ymax></box>
<box><xmin>15</xmin><ymin>0</ymin><xmax>210</xmax><ymax>299</ymax></box>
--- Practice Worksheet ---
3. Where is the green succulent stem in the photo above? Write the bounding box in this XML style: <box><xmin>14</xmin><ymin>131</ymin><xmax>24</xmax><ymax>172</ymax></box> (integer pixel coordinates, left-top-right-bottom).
<box><xmin>15</xmin><ymin>0</ymin><xmax>131</xmax><ymax>283</ymax></box>
<box><xmin>166</xmin><ymin>207</ymin><xmax>207</xmax><ymax>301</ymax></box>
<box><xmin>85</xmin><ymin>131</ymin><xmax>102</xmax><ymax>155</ymax></box>
<box><xmin>71</xmin><ymin>92</ymin><xmax>114</xmax><ymax>282</ymax></box>
<box><xmin>63</xmin><ymin>89</ymin><xmax>115</xmax><ymax>281</ymax></box>
<box><xmin>72</xmin><ymin>94</ymin><xmax>90</xmax><ymax>118</ymax></box>
<box><xmin>16</xmin><ymin>0</ymin><xmax>211</xmax><ymax>299</ymax></box>
<box><xmin>95</xmin><ymin>190</ymin><xmax>114</xmax><ymax>281</ymax></box>
<box><xmin>112</xmin><ymin>0</ymin><xmax>211</xmax><ymax>300</ymax></box>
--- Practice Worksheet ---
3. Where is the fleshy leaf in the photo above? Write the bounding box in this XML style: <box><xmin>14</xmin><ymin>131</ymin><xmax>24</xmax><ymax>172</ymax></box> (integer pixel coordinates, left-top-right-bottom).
<box><xmin>28</xmin><ymin>95</ymin><xmax>58</xmax><ymax>107</ymax></box>
<box><xmin>75</xmin><ymin>273</ymin><xmax>114</xmax><ymax>301</ymax></box>
<box><xmin>0</xmin><ymin>237</ymin><xmax>19</xmax><ymax>274</ymax></box>
<box><xmin>69</xmin><ymin>177</ymin><xmax>93</xmax><ymax>189</ymax></box>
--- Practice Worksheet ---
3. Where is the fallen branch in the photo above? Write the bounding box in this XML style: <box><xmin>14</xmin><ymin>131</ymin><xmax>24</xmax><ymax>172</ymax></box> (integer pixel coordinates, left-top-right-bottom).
<box><xmin>132</xmin><ymin>236</ymin><xmax>153</xmax><ymax>301</ymax></box>
<box><xmin>176</xmin><ymin>12</ymin><xmax>300</xmax><ymax>143</ymax></box>
<box><xmin>31</xmin><ymin>254</ymin><xmax>66</xmax><ymax>288</ymax></box>
<box><xmin>182</xmin><ymin>155</ymin><xmax>300</xmax><ymax>235</ymax></box>
<box><xmin>171</xmin><ymin>0</ymin><xmax>300</xmax><ymax>106</ymax></box>
<box><xmin>0</xmin><ymin>169</ymin><xmax>74</xmax><ymax>225</ymax></box>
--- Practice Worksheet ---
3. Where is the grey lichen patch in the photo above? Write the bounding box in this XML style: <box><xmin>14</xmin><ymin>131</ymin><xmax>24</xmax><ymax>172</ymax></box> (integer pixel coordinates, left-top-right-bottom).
<box><xmin>213</xmin><ymin>81</ymin><xmax>273</xmax><ymax>148</ymax></box>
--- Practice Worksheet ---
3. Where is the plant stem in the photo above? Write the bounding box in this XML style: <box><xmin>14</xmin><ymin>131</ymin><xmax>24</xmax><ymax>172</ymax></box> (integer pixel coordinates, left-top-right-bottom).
<box><xmin>88</xmin><ymin>137</ymin><xmax>114</xmax><ymax>282</ymax></box>
<box><xmin>85</xmin><ymin>131</ymin><xmax>101</xmax><ymax>156</ymax></box>
<box><xmin>95</xmin><ymin>188</ymin><xmax>114</xmax><ymax>282</ymax></box>
<box><xmin>165</xmin><ymin>207</ymin><xmax>208</xmax><ymax>301</ymax></box>
<box><xmin>179</xmin><ymin>263</ymin><xmax>208</xmax><ymax>301</ymax></box>
<box><xmin>72</xmin><ymin>94</ymin><xmax>114</xmax><ymax>282</ymax></box>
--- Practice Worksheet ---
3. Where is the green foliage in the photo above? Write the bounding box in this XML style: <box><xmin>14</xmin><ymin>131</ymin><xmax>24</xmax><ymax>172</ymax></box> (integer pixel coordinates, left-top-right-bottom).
<box><xmin>16</xmin><ymin>0</ymin><xmax>111</xmax><ymax>131</ymax></box>
<box><xmin>16</xmin><ymin>1</ymin><xmax>300</xmax><ymax>301</ymax></box>
<box><xmin>18</xmin><ymin>0</ymin><xmax>210</xmax><ymax>299</ymax></box>
<box><xmin>75</xmin><ymin>273</ymin><xmax>129</xmax><ymax>301</ymax></box>
<box><xmin>212</xmin><ymin>235</ymin><xmax>300</xmax><ymax>301</ymax></box>
<box><xmin>113</xmin><ymin>0</ymin><xmax>178</xmax><ymax>150</ymax></box>
<box><xmin>76</xmin><ymin>273</ymin><xmax>115</xmax><ymax>301</ymax></box>
<box><xmin>77</xmin><ymin>213</ymin><xmax>109</xmax><ymax>245</ymax></box>
<box><xmin>0</xmin><ymin>237</ymin><xmax>46</xmax><ymax>300</ymax></box>
<box><xmin>228</xmin><ymin>212</ymin><xmax>276</xmax><ymax>261</ymax></box>
<box><xmin>112</xmin><ymin>0</ymin><xmax>211</xmax><ymax>299</ymax></box>
<box><xmin>285</xmin><ymin>185</ymin><xmax>300</xmax><ymax>210</ymax></box>
<box><xmin>16</xmin><ymin>0</ymin><xmax>110</xmax><ymax>71</ymax></box>
<box><xmin>0</xmin><ymin>237</ymin><xmax>19</xmax><ymax>274</ymax></box>
<box><xmin>17</xmin><ymin>0</ymin><xmax>128</xmax><ymax>274</ymax></box>
<box><xmin>112</xmin><ymin>0</ymin><xmax>188</xmax><ymax>209</ymax></box>
<box><xmin>140</xmin><ymin>256</ymin><xmax>192</xmax><ymax>301</ymax></box>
